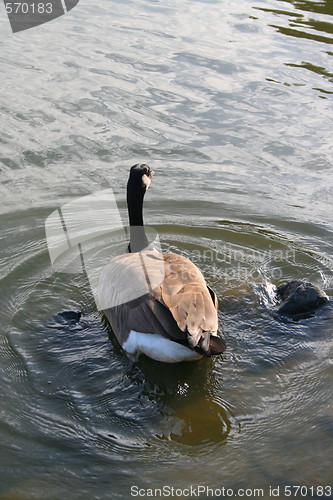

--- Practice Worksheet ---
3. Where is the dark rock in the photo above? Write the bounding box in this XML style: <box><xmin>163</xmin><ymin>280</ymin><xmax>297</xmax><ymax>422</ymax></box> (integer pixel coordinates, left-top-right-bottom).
<box><xmin>53</xmin><ymin>310</ymin><xmax>82</xmax><ymax>324</ymax></box>
<box><xmin>276</xmin><ymin>280</ymin><xmax>328</xmax><ymax>319</ymax></box>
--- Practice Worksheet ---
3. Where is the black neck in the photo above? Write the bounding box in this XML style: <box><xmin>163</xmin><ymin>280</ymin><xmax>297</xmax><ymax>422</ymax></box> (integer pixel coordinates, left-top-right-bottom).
<box><xmin>127</xmin><ymin>182</ymin><xmax>148</xmax><ymax>252</ymax></box>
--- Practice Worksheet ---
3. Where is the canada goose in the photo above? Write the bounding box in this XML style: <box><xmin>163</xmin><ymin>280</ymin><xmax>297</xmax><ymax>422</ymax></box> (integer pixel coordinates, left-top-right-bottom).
<box><xmin>99</xmin><ymin>164</ymin><xmax>226</xmax><ymax>363</ymax></box>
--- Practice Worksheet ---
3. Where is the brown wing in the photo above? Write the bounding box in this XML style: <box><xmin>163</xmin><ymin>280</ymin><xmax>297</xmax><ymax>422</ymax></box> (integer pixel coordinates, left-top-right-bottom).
<box><xmin>100</xmin><ymin>250</ymin><xmax>220</xmax><ymax>354</ymax></box>
<box><xmin>151</xmin><ymin>253</ymin><xmax>218</xmax><ymax>352</ymax></box>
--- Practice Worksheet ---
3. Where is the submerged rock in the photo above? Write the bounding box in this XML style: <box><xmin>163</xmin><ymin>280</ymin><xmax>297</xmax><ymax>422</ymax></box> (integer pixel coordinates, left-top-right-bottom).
<box><xmin>53</xmin><ymin>310</ymin><xmax>82</xmax><ymax>324</ymax></box>
<box><xmin>276</xmin><ymin>280</ymin><xmax>329</xmax><ymax>319</ymax></box>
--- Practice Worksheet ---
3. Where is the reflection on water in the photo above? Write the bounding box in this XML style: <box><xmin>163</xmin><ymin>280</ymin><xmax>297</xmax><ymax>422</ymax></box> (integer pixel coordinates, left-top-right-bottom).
<box><xmin>257</xmin><ymin>0</ymin><xmax>333</xmax><ymax>37</ymax></box>
<box><xmin>127</xmin><ymin>356</ymin><xmax>234</xmax><ymax>447</ymax></box>
<box><xmin>0</xmin><ymin>0</ymin><xmax>333</xmax><ymax>497</ymax></box>
<box><xmin>285</xmin><ymin>60</ymin><xmax>333</xmax><ymax>80</ymax></box>
<box><xmin>255</xmin><ymin>0</ymin><xmax>333</xmax><ymax>96</ymax></box>
<box><xmin>279</xmin><ymin>0</ymin><xmax>333</xmax><ymax>17</ymax></box>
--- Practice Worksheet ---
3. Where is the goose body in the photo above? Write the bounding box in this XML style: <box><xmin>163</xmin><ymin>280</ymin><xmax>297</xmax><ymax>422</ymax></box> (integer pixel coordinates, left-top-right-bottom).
<box><xmin>100</xmin><ymin>164</ymin><xmax>226</xmax><ymax>362</ymax></box>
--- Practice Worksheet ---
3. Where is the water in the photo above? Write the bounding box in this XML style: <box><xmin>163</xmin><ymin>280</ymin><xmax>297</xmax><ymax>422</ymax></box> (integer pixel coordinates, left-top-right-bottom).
<box><xmin>0</xmin><ymin>0</ymin><xmax>333</xmax><ymax>498</ymax></box>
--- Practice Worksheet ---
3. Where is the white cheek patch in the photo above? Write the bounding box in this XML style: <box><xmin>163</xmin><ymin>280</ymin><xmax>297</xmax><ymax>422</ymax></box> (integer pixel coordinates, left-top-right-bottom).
<box><xmin>142</xmin><ymin>174</ymin><xmax>151</xmax><ymax>189</ymax></box>
<box><xmin>123</xmin><ymin>330</ymin><xmax>202</xmax><ymax>363</ymax></box>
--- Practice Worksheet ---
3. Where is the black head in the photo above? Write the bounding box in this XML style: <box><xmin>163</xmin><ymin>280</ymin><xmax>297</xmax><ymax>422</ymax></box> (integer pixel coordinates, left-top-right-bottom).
<box><xmin>128</xmin><ymin>163</ymin><xmax>154</xmax><ymax>190</ymax></box>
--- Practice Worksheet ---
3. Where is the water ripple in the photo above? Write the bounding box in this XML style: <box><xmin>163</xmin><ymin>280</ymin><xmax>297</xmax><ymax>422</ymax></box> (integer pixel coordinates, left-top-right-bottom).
<box><xmin>1</xmin><ymin>0</ymin><xmax>333</xmax><ymax>495</ymax></box>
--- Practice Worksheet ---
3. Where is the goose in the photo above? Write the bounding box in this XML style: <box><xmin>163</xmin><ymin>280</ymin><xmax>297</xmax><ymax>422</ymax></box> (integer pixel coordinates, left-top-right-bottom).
<box><xmin>99</xmin><ymin>164</ymin><xmax>226</xmax><ymax>363</ymax></box>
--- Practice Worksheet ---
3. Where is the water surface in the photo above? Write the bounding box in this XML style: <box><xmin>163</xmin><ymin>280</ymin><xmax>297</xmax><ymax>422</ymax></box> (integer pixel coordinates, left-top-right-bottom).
<box><xmin>0</xmin><ymin>0</ymin><xmax>332</xmax><ymax>498</ymax></box>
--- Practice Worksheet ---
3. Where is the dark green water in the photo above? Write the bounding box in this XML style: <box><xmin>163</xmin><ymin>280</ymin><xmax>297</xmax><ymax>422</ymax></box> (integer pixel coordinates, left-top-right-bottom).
<box><xmin>0</xmin><ymin>0</ymin><xmax>332</xmax><ymax>498</ymax></box>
